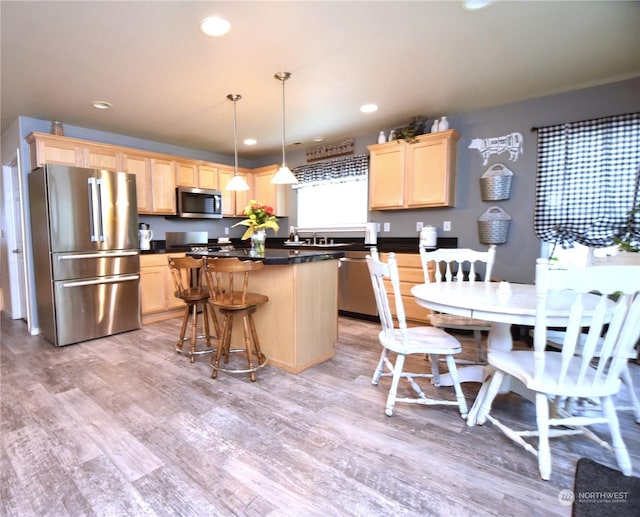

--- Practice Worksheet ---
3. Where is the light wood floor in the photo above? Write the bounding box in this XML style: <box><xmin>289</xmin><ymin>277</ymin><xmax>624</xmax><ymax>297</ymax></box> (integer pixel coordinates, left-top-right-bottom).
<box><xmin>1</xmin><ymin>313</ymin><xmax>639</xmax><ymax>516</ymax></box>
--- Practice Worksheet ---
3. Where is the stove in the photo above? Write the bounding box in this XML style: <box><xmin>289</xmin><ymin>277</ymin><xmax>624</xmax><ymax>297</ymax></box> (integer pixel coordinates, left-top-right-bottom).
<box><xmin>189</xmin><ymin>245</ymin><xmax>213</xmax><ymax>253</ymax></box>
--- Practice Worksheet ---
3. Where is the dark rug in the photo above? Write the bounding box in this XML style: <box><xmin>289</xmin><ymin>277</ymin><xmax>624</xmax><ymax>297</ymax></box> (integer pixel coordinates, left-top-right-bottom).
<box><xmin>572</xmin><ymin>458</ymin><xmax>640</xmax><ymax>516</ymax></box>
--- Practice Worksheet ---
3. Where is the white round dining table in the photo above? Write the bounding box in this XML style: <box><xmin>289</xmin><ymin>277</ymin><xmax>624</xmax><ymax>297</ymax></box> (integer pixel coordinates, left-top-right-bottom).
<box><xmin>411</xmin><ymin>281</ymin><xmax>602</xmax><ymax>353</ymax></box>
<box><xmin>411</xmin><ymin>281</ymin><xmax>607</xmax><ymax>425</ymax></box>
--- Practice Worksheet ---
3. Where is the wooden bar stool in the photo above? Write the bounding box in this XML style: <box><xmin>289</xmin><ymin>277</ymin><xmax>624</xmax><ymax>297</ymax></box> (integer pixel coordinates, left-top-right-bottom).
<box><xmin>168</xmin><ymin>256</ymin><xmax>217</xmax><ymax>363</ymax></box>
<box><xmin>204</xmin><ymin>257</ymin><xmax>268</xmax><ymax>382</ymax></box>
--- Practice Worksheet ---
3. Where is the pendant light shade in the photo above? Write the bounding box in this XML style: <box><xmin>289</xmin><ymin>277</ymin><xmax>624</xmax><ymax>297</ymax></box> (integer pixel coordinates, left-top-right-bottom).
<box><xmin>272</xmin><ymin>72</ymin><xmax>298</xmax><ymax>185</ymax></box>
<box><xmin>226</xmin><ymin>94</ymin><xmax>250</xmax><ymax>192</ymax></box>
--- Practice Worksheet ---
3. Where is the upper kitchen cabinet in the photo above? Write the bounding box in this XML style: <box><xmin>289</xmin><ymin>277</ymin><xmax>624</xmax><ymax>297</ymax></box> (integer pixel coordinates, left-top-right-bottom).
<box><xmin>197</xmin><ymin>164</ymin><xmax>219</xmax><ymax>190</ymax></box>
<box><xmin>121</xmin><ymin>154</ymin><xmax>176</xmax><ymax>215</ymax></box>
<box><xmin>121</xmin><ymin>152</ymin><xmax>152</xmax><ymax>213</ymax></box>
<box><xmin>26</xmin><ymin>132</ymin><xmax>83</xmax><ymax>169</ymax></box>
<box><xmin>28</xmin><ymin>133</ymin><xmax>119</xmax><ymax>172</ymax></box>
<box><xmin>218</xmin><ymin>166</ymin><xmax>253</xmax><ymax>216</ymax></box>
<box><xmin>368</xmin><ymin>130</ymin><xmax>460</xmax><ymax>209</ymax></box>
<box><xmin>252</xmin><ymin>164</ymin><xmax>289</xmax><ymax>217</ymax></box>
<box><xmin>148</xmin><ymin>158</ymin><xmax>177</xmax><ymax>215</ymax></box>
<box><xmin>175</xmin><ymin>160</ymin><xmax>198</xmax><ymax>188</ymax></box>
<box><xmin>234</xmin><ymin>169</ymin><xmax>253</xmax><ymax>216</ymax></box>
<box><xmin>175</xmin><ymin>161</ymin><xmax>219</xmax><ymax>190</ymax></box>
<box><xmin>367</xmin><ymin>141</ymin><xmax>406</xmax><ymax>209</ymax></box>
<box><xmin>82</xmin><ymin>143</ymin><xmax>120</xmax><ymax>171</ymax></box>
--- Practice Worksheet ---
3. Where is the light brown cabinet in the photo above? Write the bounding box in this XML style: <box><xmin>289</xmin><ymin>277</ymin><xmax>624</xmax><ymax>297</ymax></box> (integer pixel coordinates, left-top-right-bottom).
<box><xmin>139</xmin><ymin>253</ymin><xmax>185</xmax><ymax>323</ymax></box>
<box><xmin>368</xmin><ymin>130</ymin><xmax>460</xmax><ymax>210</ymax></box>
<box><xmin>26</xmin><ymin>132</ymin><xmax>287</xmax><ymax>218</ymax></box>
<box><xmin>380</xmin><ymin>252</ymin><xmax>434</xmax><ymax>324</ymax></box>
<box><xmin>175</xmin><ymin>161</ymin><xmax>198</xmax><ymax>188</ymax></box>
<box><xmin>175</xmin><ymin>161</ymin><xmax>219</xmax><ymax>190</ymax></box>
<box><xmin>218</xmin><ymin>166</ymin><xmax>254</xmax><ymax>216</ymax></box>
<box><xmin>149</xmin><ymin>158</ymin><xmax>176</xmax><ymax>215</ymax></box>
<box><xmin>83</xmin><ymin>143</ymin><xmax>120</xmax><ymax>171</ymax></box>
<box><xmin>252</xmin><ymin>164</ymin><xmax>289</xmax><ymax>217</ymax></box>
<box><xmin>197</xmin><ymin>164</ymin><xmax>219</xmax><ymax>190</ymax></box>
<box><xmin>26</xmin><ymin>133</ymin><xmax>83</xmax><ymax>168</ymax></box>
<box><xmin>121</xmin><ymin>152</ymin><xmax>152</xmax><ymax>213</ymax></box>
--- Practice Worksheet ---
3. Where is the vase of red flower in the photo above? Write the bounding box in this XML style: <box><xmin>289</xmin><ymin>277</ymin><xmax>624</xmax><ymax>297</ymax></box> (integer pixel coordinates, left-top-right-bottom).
<box><xmin>250</xmin><ymin>228</ymin><xmax>267</xmax><ymax>255</ymax></box>
<box><xmin>233</xmin><ymin>200</ymin><xmax>279</xmax><ymax>255</ymax></box>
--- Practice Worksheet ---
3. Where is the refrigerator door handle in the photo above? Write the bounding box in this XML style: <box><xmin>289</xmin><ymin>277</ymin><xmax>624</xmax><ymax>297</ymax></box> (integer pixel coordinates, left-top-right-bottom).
<box><xmin>61</xmin><ymin>274</ymin><xmax>140</xmax><ymax>288</ymax></box>
<box><xmin>87</xmin><ymin>177</ymin><xmax>100</xmax><ymax>242</ymax></box>
<box><xmin>95</xmin><ymin>178</ymin><xmax>105</xmax><ymax>242</ymax></box>
<box><xmin>57</xmin><ymin>251</ymin><xmax>139</xmax><ymax>261</ymax></box>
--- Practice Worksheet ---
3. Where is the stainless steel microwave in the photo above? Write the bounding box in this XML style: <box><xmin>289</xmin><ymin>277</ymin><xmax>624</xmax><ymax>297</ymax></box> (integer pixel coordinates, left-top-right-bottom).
<box><xmin>176</xmin><ymin>187</ymin><xmax>223</xmax><ymax>219</ymax></box>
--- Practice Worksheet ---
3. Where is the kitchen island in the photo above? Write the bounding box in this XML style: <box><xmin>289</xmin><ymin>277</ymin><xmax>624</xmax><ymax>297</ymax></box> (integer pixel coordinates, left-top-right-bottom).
<box><xmin>191</xmin><ymin>248</ymin><xmax>344</xmax><ymax>374</ymax></box>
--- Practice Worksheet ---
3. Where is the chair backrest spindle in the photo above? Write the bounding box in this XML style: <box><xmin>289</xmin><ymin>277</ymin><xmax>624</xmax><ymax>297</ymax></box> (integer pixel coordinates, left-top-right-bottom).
<box><xmin>420</xmin><ymin>246</ymin><xmax>496</xmax><ymax>284</ymax></box>
<box><xmin>534</xmin><ymin>259</ymin><xmax>640</xmax><ymax>391</ymax></box>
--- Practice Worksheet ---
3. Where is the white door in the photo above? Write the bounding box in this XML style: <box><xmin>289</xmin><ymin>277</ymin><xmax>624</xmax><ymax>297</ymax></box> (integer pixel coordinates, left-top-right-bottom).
<box><xmin>1</xmin><ymin>155</ymin><xmax>28</xmax><ymax>320</ymax></box>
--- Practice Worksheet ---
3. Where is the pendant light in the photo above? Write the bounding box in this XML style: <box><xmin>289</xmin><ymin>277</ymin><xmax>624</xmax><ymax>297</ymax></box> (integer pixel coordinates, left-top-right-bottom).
<box><xmin>271</xmin><ymin>72</ymin><xmax>298</xmax><ymax>185</ymax></box>
<box><xmin>225</xmin><ymin>94</ymin><xmax>250</xmax><ymax>191</ymax></box>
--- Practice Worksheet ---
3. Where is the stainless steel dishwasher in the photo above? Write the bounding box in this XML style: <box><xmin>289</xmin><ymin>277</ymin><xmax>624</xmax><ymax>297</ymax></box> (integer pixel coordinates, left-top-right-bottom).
<box><xmin>338</xmin><ymin>250</ymin><xmax>378</xmax><ymax>318</ymax></box>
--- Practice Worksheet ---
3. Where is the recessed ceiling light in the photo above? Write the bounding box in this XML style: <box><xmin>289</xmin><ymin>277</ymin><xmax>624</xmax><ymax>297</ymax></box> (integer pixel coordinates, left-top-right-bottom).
<box><xmin>360</xmin><ymin>104</ymin><xmax>378</xmax><ymax>113</ymax></box>
<box><xmin>313</xmin><ymin>137</ymin><xmax>324</xmax><ymax>142</ymax></box>
<box><xmin>244</xmin><ymin>138</ymin><xmax>257</xmax><ymax>146</ymax></box>
<box><xmin>200</xmin><ymin>16</ymin><xmax>231</xmax><ymax>37</ymax></box>
<box><xmin>92</xmin><ymin>101</ymin><xmax>112</xmax><ymax>110</ymax></box>
<box><xmin>462</xmin><ymin>1</ymin><xmax>494</xmax><ymax>11</ymax></box>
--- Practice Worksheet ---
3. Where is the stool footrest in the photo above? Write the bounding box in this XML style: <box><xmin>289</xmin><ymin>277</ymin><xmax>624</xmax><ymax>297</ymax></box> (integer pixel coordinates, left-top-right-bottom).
<box><xmin>176</xmin><ymin>345</ymin><xmax>216</xmax><ymax>357</ymax></box>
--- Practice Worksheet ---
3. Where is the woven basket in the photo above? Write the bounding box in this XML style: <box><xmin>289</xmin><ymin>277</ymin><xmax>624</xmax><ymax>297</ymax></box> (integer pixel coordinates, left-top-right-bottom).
<box><xmin>480</xmin><ymin>163</ymin><xmax>513</xmax><ymax>201</ymax></box>
<box><xmin>478</xmin><ymin>206</ymin><xmax>511</xmax><ymax>244</ymax></box>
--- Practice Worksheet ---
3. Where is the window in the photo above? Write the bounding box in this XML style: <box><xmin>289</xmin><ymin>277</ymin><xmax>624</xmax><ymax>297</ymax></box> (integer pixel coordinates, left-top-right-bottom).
<box><xmin>293</xmin><ymin>154</ymin><xmax>368</xmax><ymax>228</ymax></box>
<box><xmin>535</xmin><ymin>112</ymin><xmax>640</xmax><ymax>251</ymax></box>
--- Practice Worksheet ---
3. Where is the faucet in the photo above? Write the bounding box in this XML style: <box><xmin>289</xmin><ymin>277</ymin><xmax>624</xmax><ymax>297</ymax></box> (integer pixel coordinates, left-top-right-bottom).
<box><xmin>312</xmin><ymin>231</ymin><xmax>317</xmax><ymax>245</ymax></box>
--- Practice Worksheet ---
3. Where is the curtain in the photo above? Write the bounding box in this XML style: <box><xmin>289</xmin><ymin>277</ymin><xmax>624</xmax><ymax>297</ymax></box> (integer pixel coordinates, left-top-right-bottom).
<box><xmin>534</xmin><ymin>112</ymin><xmax>640</xmax><ymax>248</ymax></box>
<box><xmin>292</xmin><ymin>154</ymin><xmax>368</xmax><ymax>189</ymax></box>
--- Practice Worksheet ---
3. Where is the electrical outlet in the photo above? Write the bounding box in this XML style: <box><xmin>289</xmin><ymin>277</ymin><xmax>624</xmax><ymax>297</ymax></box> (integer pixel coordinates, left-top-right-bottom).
<box><xmin>416</xmin><ymin>221</ymin><xmax>423</xmax><ymax>231</ymax></box>
<box><xmin>383</xmin><ymin>222</ymin><xmax>390</xmax><ymax>232</ymax></box>
<box><xmin>443</xmin><ymin>221</ymin><xmax>452</xmax><ymax>232</ymax></box>
<box><xmin>224</xmin><ymin>227</ymin><xmax>229</xmax><ymax>235</ymax></box>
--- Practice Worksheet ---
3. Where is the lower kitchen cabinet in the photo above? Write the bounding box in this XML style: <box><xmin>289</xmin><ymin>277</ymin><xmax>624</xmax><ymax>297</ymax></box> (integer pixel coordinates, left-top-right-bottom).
<box><xmin>380</xmin><ymin>252</ymin><xmax>434</xmax><ymax>324</ymax></box>
<box><xmin>139</xmin><ymin>253</ymin><xmax>185</xmax><ymax>323</ymax></box>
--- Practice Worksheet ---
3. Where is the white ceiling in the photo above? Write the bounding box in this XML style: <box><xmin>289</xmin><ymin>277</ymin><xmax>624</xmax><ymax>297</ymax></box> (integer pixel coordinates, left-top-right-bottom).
<box><xmin>2</xmin><ymin>1</ymin><xmax>639</xmax><ymax>159</ymax></box>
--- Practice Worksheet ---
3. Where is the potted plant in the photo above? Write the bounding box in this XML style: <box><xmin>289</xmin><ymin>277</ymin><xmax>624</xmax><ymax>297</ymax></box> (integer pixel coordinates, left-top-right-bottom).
<box><xmin>614</xmin><ymin>204</ymin><xmax>640</xmax><ymax>252</ymax></box>
<box><xmin>393</xmin><ymin>116</ymin><xmax>427</xmax><ymax>143</ymax></box>
<box><xmin>233</xmin><ymin>200</ymin><xmax>279</xmax><ymax>255</ymax></box>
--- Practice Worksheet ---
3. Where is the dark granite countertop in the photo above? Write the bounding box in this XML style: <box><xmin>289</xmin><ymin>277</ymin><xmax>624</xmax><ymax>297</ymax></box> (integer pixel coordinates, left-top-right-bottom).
<box><xmin>188</xmin><ymin>248</ymin><xmax>345</xmax><ymax>265</ymax></box>
<box><xmin>140</xmin><ymin>237</ymin><xmax>457</xmax><ymax>255</ymax></box>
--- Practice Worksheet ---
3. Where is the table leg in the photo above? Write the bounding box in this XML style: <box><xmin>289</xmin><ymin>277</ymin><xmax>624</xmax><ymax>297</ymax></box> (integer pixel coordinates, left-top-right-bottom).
<box><xmin>435</xmin><ymin>322</ymin><xmax>514</xmax><ymax>386</ymax></box>
<box><xmin>487</xmin><ymin>322</ymin><xmax>513</xmax><ymax>352</ymax></box>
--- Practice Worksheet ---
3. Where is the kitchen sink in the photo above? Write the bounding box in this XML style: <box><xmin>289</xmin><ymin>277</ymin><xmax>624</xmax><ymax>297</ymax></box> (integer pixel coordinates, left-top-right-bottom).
<box><xmin>283</xmin><ymin>242</ymin><xmax>354</xmax><ymax>248</ymax></box>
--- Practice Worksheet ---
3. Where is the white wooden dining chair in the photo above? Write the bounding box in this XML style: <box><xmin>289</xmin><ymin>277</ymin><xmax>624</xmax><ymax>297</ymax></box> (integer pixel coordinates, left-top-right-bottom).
<box><xmin>366</xmin><ymin>249</ymin><xmax>468</xmax><ymax>418</ymax></box>
<box><xmin>475</xmin><ymin>259</ymin><xmax>640</xmax><ymax>480</ymax></box>
<box><xmin>418</xmin><ymin>245</ymin><xmax>497</xmax><ymax>363</ymax></box>
<box><xmin>544</xmin><ymin>329</ymin><xmax>640</xmax><ymax>423</ymax></box>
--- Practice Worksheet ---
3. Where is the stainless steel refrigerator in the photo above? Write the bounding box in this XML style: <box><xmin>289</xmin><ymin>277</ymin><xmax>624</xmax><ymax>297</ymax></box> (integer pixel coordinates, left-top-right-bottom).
<box><xmin>29</xmin><ymin>164</ymin><xmax>141</xmax><ymax>346</ymax></box>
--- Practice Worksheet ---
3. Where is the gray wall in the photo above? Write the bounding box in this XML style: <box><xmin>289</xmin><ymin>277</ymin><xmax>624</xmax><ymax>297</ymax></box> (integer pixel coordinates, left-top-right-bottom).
<box><xmin>284</xmin><ymin>77</ymin><xmax>640</xmax><ymax>284</ymax></box>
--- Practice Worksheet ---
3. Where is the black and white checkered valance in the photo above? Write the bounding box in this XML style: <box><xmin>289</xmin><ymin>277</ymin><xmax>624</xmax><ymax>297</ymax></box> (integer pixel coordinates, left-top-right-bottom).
<box><xmin>534</xmin><ymin>112</ymin><xmax>640</xmax><ymax>248</ymax></box>
<box><xmin>292</xmin><ymin>154</ymin><xmax>368</xmax><ymax>189</ymax></box>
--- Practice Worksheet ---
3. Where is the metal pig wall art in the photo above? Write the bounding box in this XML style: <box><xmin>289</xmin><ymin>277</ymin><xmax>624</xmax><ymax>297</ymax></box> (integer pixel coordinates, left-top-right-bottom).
<box><xmin>468</xmin><ymin>132</ymin><xmax>523</xmax><ymax>165</ymax></box>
